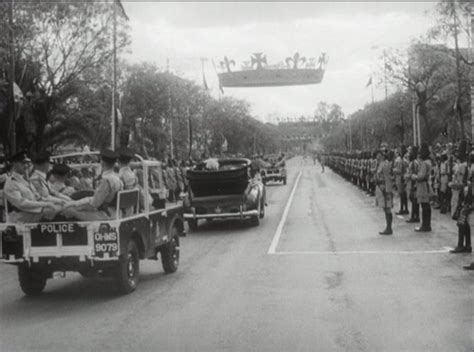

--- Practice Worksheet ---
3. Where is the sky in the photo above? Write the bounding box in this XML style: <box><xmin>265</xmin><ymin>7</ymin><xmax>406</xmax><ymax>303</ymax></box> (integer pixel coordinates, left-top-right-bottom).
<box><xmin>122</xmin><ymin>1</ymin><xmax>438</xmax><ymax>123</ymax></box>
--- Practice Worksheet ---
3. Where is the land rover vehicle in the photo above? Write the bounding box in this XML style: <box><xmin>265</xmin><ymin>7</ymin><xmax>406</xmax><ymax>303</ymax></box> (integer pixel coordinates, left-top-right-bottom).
<box><xmin>261</xmin><ymin>154</ymin><xmax>287</xmax><ymax>185</ymax></box>
<box><xmin>183</xmin><ymin>158</ymin><xmax>265</xmax><ymax>230</ymax></box>
<box><xmin>0</xmin><ymin>152</ymin><xmax>184</xmax><ymax>295</ymax></box>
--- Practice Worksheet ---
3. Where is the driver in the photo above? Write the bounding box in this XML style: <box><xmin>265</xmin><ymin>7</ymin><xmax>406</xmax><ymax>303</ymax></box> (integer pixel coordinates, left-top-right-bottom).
<box><xmin>63</xmin><ymin>149</ymin><xmax>123</xmax><ymax>221</ymax></box>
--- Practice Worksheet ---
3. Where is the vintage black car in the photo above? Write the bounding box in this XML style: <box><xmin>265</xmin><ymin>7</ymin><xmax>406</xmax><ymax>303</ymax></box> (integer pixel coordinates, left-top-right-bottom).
<box><xmin>261</xmin><ymin>154</ymin><xmax>287</xmax><ymax>185</ymax></box>
<box><xmin>0</xmin><ymin>152</ymin><xmax>184</xmax><ymax>296</ymax></box>
<box><xmin>183</xmin><ymin>158</ymin><xmax>265</xmax><ymax>230</ymax></box>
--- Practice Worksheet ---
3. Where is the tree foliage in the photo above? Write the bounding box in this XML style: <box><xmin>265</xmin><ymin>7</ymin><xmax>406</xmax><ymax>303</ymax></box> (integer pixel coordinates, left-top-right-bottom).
<box><xmin>0</xmin><ymin>1</ymin><xmax>130</xmax><ymax>155</ymax></box>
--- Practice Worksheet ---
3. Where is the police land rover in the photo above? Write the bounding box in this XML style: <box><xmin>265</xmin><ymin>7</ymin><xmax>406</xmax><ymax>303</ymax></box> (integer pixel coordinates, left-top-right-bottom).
<box><xmin>0</xmin><ymin>152</ymin><xmax>184</xmax><ymax>295</ymax></box>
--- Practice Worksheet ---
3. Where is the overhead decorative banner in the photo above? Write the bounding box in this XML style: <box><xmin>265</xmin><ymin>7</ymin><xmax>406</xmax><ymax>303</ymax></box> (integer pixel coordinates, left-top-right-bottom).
<box><xmin>218</xmin><ymin>52</ymin><xmax>328</xmax><ymax>88</ymax></box>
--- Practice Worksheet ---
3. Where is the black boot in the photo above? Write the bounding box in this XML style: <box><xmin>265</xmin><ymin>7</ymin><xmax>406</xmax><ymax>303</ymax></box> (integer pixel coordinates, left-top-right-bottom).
<box><xmin>451</xmin><ymin>225</ymin><xmax>467</xmax><ymax>253</ymax></box>
<box><xmin>406</xmin><ymin>201</ymin><xmax>420</xmax><ymax>223</ymax></box>
<box><xmin>379</xmin><ymin>212</ymin><xmax>393</xmax><ymax>235</ymax></box>
<box><xmin>401</xmin><ymin>193</ymin><xmax>409</xmax><ymax>214</ymax></box>
<box><xmin>415</xmin><ymin>203</ymin><xmax>431</xmax><ymax>232</ymax></box>
<box><xmin>439</xmin><ymin>191</ymin><xmax>447</xmax><ymax>214</ymax></box>
<box><xmin>465</xmin><ymin>225</ymin><xmax>472</xmax><ymax>252</ymax></box>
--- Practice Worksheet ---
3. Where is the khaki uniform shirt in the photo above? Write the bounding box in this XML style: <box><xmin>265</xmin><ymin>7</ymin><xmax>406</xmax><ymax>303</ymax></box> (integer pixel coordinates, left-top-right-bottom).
<box><xmin>90</xmin><ymin>170</ymin><xmax>123</xmax><ymax>209</ymax></box>
<box><xmin>30</xmin><ymin>170</ymin><xmax>71</xmax><ymax>200</ymax></box>
<box><xmin>3</xmin><ymin>172</ymin><xmax>50</xmax><ymax>223</ymax></box>
<box><xmin>119</xmin><ymin>166</ymin><xmax>138</xmax><ymax>190</ymax></box>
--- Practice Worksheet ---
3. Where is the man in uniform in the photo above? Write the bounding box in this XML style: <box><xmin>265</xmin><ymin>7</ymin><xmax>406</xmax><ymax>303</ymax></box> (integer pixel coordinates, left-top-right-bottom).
<box><xmin>117</xmin><ymin>147</ymin><xmax>138</xmax><ymax>190</ymax></box>
<box><xmin>376</xmin><ymin>149</ymin><xmax>395</xmax><ymax>235</ymax></box>
<box><xmin>3</xmin><ymin>151</ymin><xmax>58</xmax><ymax>223</ymax></box>
<box><xmin>63</xmin><ymin>149</ymin><xmax>123</xmax><ymax>221</ymax></box>
<box><xmin>30</xmin><ymin>151</ymin><xmax>71</xmax><ymax>203</ymax></box>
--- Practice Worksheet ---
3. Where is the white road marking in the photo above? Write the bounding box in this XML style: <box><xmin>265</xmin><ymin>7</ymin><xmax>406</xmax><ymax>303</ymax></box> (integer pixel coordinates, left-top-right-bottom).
<box><xmin>267</xmin><ymin>170</ymin><xmax>303</xmax><ymax>254</ymax></box>
<box><xmin>272</xmin><ymin>249</ymin><xmax>452</xmax><ymax>255</ymax></box>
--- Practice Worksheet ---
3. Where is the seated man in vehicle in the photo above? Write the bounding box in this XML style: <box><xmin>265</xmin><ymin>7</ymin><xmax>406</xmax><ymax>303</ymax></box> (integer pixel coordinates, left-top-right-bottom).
<box><xmin>63</xmin><ymin>149</ymin><xmax>123</xmax><ymax>221</ymax></box>
<box><xmin>3</xmin><ymin>151</ymin><xmax>58</xmax><ymax>223</ymax></box>
<box><xmin>30</xmin><ymin>151</ymin><xmax>71</xmax><ymax>203</ymax></box>
<box><xmin>117</xmin><ymin>146</ymin><xmax>138</xmax><ymax>190</ymax></box>
<box><xmin>49</xmin><ymin>163</ymin><xmax>77</xmax><ymax>197</ymax></box>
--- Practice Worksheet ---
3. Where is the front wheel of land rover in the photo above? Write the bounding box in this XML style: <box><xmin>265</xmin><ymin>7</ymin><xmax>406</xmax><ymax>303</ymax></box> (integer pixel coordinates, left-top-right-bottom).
<box><xmin>187</xmin><ymin>219</ymin><xmax>198</xmax><ymax>231</ymax></box>
<box><xmin>116</xmin><ymin>240</ymin><xmax>140</xmax><ymax>294</ymax></box>
<box><xmin>18</xmin><ymin>265</ymin><xmax>47</xmax><ymax>296</ymax></box>
<box><xmin>161</xmin><ymin>227</ymin><xmax>180</xmax><ymax>274</ymax></box>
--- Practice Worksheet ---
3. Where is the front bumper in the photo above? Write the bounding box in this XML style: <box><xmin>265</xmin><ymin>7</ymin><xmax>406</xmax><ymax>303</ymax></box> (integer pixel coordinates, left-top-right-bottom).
<box><xmin>184</xmin><ymin>208</ymin><xmax>258</xmax><ymax>220</ymax></box>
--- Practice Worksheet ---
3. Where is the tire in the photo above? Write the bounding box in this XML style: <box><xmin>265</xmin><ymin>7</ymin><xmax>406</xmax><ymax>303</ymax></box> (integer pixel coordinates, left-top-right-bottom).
<box><xmin>18</xmin><ymin>265</ymin><xmax>47</xmax><ymax>296</ymax></box>
<box><xmin>250</xmin><ymin>215</ymin><xmax>260</xmax><ymax>226</ymax></box>
<box><xmin>161</xmin><ymin>228</ymin><xmax>180</xmax><ymax>274</ymax></box>
<box><xmin>283</xmin><ymin>177</ymin><xmax>287</xmax><ymax>185</ymax></box>
<box><xmin>188</xmin><ymin>219</ymin><xmax>198</xmax><ymax>231</ymax></box>
<box><xmin>259</xmin><ymin>197</ymin><xmax>265</xmax><ymax>219</ymax></box>
<box><xmin>250</xmin><ymin>200</ymin><xmax>261</xmax><ymax>226</ymax></box>
<box><xmin>115</xmin><ymin>240</ymin><xmax>140</xmax><ymax>294</ymax></box>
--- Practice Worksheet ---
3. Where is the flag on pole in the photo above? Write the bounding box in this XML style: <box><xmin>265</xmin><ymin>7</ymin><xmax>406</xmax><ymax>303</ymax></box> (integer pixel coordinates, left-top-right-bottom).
<box><xmin>366</xmin><ymin>76</ymin><xmax>372</xmax><ymax>87</ymax></box>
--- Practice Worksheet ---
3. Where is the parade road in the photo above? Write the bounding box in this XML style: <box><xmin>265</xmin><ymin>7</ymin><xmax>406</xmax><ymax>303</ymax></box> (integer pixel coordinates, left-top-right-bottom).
<box><xmin>0</xmin><ymin>157</ymin><xmax>472</xmax><ymax>352</ymax></box>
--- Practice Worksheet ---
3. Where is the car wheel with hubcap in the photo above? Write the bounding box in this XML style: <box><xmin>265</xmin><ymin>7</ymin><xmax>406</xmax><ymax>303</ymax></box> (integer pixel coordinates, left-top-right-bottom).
<box><xmin>116</xmin><ymin>240</ymin><xmax>140</xmax><ymax>294</ymax></box>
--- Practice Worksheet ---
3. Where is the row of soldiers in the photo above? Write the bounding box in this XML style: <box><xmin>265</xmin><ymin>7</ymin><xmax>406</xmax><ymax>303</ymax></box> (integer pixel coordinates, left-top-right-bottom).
<box><xmin>323</xmin><ymin>141</ymin><xmax>473</xmax><ymax>266</ymax></box>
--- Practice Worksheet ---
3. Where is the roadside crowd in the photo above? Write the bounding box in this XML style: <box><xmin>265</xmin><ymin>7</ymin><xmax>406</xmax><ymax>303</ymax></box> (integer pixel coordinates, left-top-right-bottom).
<box><xmin>323</xmin><ymin>141</ymin><xmax>473</xmax><ymax>271</ymax></box>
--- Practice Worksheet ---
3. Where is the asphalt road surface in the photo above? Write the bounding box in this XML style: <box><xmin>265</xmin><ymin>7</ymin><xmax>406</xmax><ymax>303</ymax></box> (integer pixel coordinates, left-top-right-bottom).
<box><xmin>1</xmin><ymin>157</ymin><xmax>472</xmax><ymax>352</ymax></box>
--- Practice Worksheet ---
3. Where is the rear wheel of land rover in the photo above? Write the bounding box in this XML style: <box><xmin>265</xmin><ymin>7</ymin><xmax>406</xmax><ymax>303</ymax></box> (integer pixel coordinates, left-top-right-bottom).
<box><xmin>116</xmin><ymin>240</ymin><xmax>139</xmax><ymax>294</ymax></box>
<box><xmin>161</xmin><ymin>228</ymin><xmax>180</xmax><ymax>274</ymax></box>
<box><xmin>18</xmin><ymin>265</ymin><xmax>47</xmax><ymax>296</ymax></box>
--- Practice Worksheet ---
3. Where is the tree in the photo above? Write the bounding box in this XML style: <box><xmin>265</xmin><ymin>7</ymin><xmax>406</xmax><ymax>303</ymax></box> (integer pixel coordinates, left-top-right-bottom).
<box><xmin>428</xmin><ymin>0</ymin><xmax>472</xmax><ymax>138</ymax></box>
<box><xmin>0</xmin><ymin>1</ymin><xmax>130</xmax><ymax>155</ymax></box>
<box><xmin>384</xmin><ymin>42</ymin><xmax>459</xmax><ymax>143</ymax></box>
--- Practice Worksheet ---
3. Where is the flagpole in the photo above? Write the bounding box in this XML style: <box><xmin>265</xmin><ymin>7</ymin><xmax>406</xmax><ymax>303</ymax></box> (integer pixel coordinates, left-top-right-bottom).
<box><xmin>111</xmin><ymin>1</ymin><xmax>117</xmax><ymax>150</ymax></box>
<box><xmin>370</xmin><ymin>78</ymin><xmax>374</xmax><ymax>103</ymax></box>
<box><xmin>8</xmin><ymin>0</ymin><xmax>16</xmax><ymax>155</ymax></box>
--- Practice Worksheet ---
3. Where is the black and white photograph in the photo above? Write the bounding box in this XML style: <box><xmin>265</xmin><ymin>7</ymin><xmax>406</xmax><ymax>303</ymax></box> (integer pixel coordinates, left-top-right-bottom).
<box><xmin>0</xmin><ymin>1</ymin><xmax>473</xmax><ymax>351</ymax></box>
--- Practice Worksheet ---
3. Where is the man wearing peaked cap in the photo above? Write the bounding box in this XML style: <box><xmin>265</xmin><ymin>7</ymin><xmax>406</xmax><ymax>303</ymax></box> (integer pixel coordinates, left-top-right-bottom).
<box><xmin>30</xmin><ymin>151</ymin><xmax>71</xmax><ymax>204</ymax></box>
<box><xmin>3</xmin><ymin>151</ymin><xmax>58</xmax><ymax>223</ymax></box>
<box><xmin>100</xmin><ymin>148</ymin><xmax>119</xmax><ymax>163</ymax></box>
<box><xmin>63</xmin><ymin>148</ymin><xmax>123</xmax><ymax>220</ymax></box>
<box><xmin>9</xmin><ymin>150</ymin><xmax>31</xmax><ymax>164</ymax></box>
<box><xmin>117</xmin><ymin>147</ymin><xmax>138</xmax><ymax>190</ymax></box>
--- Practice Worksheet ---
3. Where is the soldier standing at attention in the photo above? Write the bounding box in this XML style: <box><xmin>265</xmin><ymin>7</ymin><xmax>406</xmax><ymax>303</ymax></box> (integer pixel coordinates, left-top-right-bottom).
<box><xmin>438</xmin><ymin>152</ymin><xmax>450</xmax><ymax>214</ymax></box>
<box><xmin>117</xmin><ymin>147</ymin><xmax>138</xmax><ymax>190</ymax></box>
<box><xmin>413</xmin><ymin>143</ymin><xmax>433</xmax><ymax>232</ymax></box>
<box><xmin>394</xmin><ymin>146</ymin><xmax>409</xmax><ymax>215</ymax></box>
<box><xmin>376</xmin><ymin>149</ymin><xmax>395</xmax><ymax>235</ymax></box>
<box><xmin>63</xmin><ymin>149</ymin><xmax>123</xmax><ymax>221</ymax></box>
<box><xmin>3</xmin><ymin>151</ymin><xmax>58</xmax><ymax>223</ymax></box>
<box><xmin>405</xmin><ymin>146</ymin><xmax>420</xmax><ymax>223</ymax></box>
